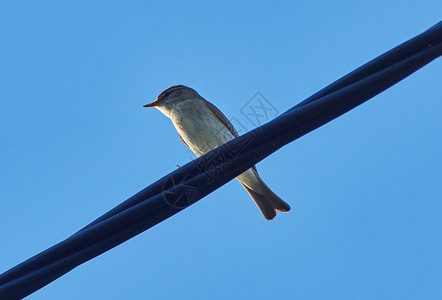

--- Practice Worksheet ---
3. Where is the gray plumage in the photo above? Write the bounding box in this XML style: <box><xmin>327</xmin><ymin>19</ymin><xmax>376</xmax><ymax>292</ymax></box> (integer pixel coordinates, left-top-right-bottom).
<box><xmin>144</xmin><ymin>85</ymin><xmax>290</xmax><ymax>220</ymax></box>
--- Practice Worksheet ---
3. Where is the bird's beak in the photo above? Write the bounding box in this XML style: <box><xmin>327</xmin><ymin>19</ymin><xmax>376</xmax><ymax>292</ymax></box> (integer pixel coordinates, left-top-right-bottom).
<box><xmin>143</xmin><ymin>101</ymin><xmax>157</xmax><ymax>108</ymax></box>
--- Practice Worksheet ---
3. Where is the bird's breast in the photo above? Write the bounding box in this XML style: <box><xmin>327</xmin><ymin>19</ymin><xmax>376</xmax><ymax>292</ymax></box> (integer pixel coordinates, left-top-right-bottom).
<box><xmin>172</xmin><ymin>111</ymin><xmax>235</xmax><ymax>157</ymax></box>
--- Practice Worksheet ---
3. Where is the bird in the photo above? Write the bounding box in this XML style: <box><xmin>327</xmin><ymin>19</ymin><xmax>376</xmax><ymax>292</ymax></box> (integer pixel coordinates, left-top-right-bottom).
<box><xmin>144</xmin><ymin>85</ymin><xmax>290</xmax><ymax>220</ymax></box>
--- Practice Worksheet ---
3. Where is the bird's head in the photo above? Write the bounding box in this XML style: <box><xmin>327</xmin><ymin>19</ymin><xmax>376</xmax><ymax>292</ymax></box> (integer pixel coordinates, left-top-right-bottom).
<box><xmin>144</xmin><ymin>85</ymin><xmax>200</xmax><ymax>109</ymax></box>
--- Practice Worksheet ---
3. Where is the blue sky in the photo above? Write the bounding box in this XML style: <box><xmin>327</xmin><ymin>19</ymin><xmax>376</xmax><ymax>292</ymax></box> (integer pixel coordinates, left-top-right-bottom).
<box><xmin>0</xmin><ymin>1</ymin><xmax>441</xmax><ymax>299</ymax></box>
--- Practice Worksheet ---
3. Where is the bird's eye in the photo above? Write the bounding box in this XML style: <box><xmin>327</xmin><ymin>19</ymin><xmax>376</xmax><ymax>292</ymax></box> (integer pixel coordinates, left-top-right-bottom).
<box><xmin>164</xmin><ymin>91</ymin><xmax>171</xmax><ymax>97</ymax></box>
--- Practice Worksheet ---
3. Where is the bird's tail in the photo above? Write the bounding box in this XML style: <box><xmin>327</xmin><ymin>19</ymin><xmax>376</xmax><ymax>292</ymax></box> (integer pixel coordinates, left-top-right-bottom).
<box><xmin>239</xmin><ymin>173</ymin><xmax>290</xmax><ymax>220</ymax></box>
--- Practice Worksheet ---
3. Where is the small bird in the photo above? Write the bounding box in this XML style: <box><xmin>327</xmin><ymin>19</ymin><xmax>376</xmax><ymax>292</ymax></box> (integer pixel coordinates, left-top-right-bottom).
<box><xmin>144</xmin><ymin>85</ymin><xmax>290</xmax><ymax>220</ymax></box>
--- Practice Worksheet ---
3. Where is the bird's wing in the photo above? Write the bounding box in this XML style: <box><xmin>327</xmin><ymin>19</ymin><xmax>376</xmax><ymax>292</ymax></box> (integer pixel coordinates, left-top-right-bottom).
<box><xmin>204</xmin><ymin>100</ymin><xmax>239</xmax><ymax>138</ymax></box>
<box><xmin>204</xmin><ymin>100</ymin><xmax>258</xmax><ymax>173</ymax></box>
<box><xmin>178</xmin><ymin>133</ymin><xmax>190</xmax><ymax>148</ymax></box>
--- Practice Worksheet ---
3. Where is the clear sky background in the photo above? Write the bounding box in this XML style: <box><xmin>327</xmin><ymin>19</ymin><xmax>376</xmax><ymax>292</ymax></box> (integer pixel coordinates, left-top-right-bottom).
<box><xmin>1</xmin><ymin>1</ymin><xmax>441</xmax><ymax>299</ymax></box>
